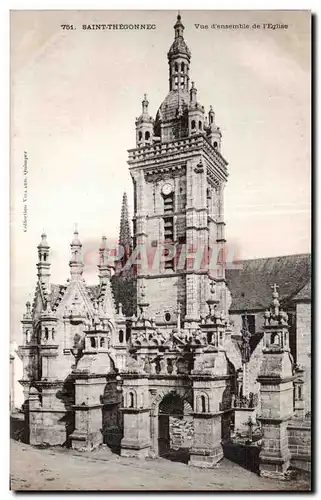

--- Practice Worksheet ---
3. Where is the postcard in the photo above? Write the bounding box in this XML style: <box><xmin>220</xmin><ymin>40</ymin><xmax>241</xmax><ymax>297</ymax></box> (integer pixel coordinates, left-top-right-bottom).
<box><xmin>10</xmin><ymin>10</ymin><xmax>311</xmax><ymax>491</ymax></box>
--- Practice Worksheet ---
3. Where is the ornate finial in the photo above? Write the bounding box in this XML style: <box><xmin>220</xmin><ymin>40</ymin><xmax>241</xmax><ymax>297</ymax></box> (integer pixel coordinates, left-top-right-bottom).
<box><xmin>210</xmin><ymin>279</ymin><xmax>216</xmax><ymax>295</ymax></box>
<box><xmin>271</xmin><ymin>283</ymin><xmax>279</xmax><ymax>298</ymax></box>
<box><xmin>69</xmin><ymin>226</ymin><xmax>83</xmax><ymax>278</ymax></box>
<box><xmin>139</xmin><ymin>282</ymin><xmax>146</xmax><ymax>299</ymax></box>
<box><xmin>174</xmin><ymin>11</ymin><xmax>185</xmax><ymax>38</ymax></box>
<box><xmin>143</xmin><ymin>93</ymin><xmax>147</xmax><ymax>101</ymax></box>
<box><xmin>118</xmin><ymin>302</ymin><xmax>123</xmax><ymax>316</ymax></box>
<box><xmin>71</xmin><ymin>225</ymin><xmax>81</xmax><ymax>246</ymax></box>
<box><xmin>39</xmin><ymin>231</ymin><xmax>48</xmax><ymax>247</ymax></box>
<box><xmin>24</xmin><ymin>301</ymin><xmax>32</xmax><ymax>319</ymax></box>
<box><xmin>99</xmin><ymin>236</ymin><xmax>109</xmax><ymax>267</ymax></box>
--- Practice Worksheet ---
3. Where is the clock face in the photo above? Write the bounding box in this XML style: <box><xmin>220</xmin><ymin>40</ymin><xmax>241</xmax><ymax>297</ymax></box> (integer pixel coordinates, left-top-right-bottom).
<box><xmin>162</xmin><ymin>183</ymin><xmax>173</xmax><ymax>196</ymax></box>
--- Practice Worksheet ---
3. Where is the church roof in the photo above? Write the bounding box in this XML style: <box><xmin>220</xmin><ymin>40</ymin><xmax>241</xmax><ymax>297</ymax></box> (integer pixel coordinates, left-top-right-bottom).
<box><xmin>226</xmin><ymin>253</ymin><xmax>311</xmax><ymax>312</ymax></box>
<box><xmin>168</xmin><ymin>36</ymin><xmax>191</xmax><ymax>59</ymax></box>
<box><xmin>156</xmin><ymin>90</ymin><xmax>190</xmax><ymax>123</ymax></box>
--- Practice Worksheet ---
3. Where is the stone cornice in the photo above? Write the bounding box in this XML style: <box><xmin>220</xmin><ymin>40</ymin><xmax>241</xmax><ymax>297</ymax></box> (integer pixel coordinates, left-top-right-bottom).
<box><xmin>119</xmin><ymin>407</ymin><xmax>150</xmax><ymax>414</ymax></box>
<box><xmin>257</xmin><ymin>415</ymin><xmax>293</xmax><ymax>424</ymax></box>
<box><xmin>72</xmin><ymin>403</ymin><xmax>104</xmax><ymax>410</ymax></box>
<box><xmin>128</xmin><ymin>135</ymin><xmax>228</xmax><ymax>183</ymax></box>
<box><xmin>257</xmin><ymin>375</ymin><xmax>294</xmax><ymax>384</ymax></box>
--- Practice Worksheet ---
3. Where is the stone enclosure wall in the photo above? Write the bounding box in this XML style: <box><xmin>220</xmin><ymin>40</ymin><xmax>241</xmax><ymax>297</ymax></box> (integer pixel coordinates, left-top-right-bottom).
<box><xmin>296</xmin><ymin>302</ymin><xmax>311</xmax><ymax>413</ymax></box>
<box><xmin>169</xmin><ymin>416</ymin><xmax>194</xmax><ymax>450</ymax></box>
<box><xmin>287</xmin><ymin>418</ymin><xmax>311</xmax><ymax>472</ymax></box>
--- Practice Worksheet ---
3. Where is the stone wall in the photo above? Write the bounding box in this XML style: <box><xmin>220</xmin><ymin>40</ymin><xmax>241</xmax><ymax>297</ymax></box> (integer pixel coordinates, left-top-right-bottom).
<box><xmin>296</xmin><ymin>302</ymin><xmax>311</xmax><ymax>412</ymax></box>
<box><xmin>169</xmin><ymin>416</ymin><xmax>194</xmax><ymax>449</ymax></box>
<box><xmin>145</xmin><ymin>275</ymin><xmax>185</xmax><ymax>322</ymax></box>
<box><xmin>247</xmin><ymin>338</ymin><xmax>263</xmax><ymax>399</ymax></box>
<box><xmin>287</xmin><ymin>418</ymin><xmax>311</xmax><ymax>472</ymax></box>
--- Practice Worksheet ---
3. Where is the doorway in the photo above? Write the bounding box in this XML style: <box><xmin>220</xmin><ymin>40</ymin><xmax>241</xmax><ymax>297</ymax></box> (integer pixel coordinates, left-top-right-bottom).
<box><xmin>158</xmin><ymin>393</ymin><xmax>193</xmax><ymax>463</ymax></box>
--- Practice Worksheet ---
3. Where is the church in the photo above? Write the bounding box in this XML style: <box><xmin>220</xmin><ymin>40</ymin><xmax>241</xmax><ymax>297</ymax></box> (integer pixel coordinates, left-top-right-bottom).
<box><xmin>17</xmin><ymin>14</ymin><xmax>311</xmax><ymax>479</ymax></box>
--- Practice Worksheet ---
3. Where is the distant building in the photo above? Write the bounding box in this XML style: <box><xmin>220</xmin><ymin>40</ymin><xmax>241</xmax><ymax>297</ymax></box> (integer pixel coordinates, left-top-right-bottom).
<box><xmin>226</xmin><ymin>253</ymin><xmax>311</xmax><ymax>410</ymax></box>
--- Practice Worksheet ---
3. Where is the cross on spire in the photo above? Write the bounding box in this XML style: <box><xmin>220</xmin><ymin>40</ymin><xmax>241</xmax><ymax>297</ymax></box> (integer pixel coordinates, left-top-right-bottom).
<box><xmin>271</xmin><ymin>283</ymin><xmax>279</xmax><ymax>298</ymax></box>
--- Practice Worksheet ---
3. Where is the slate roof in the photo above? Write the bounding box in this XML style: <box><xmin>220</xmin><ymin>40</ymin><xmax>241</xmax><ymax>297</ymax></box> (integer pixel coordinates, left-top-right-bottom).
<box><xmin>226</xmin><ymin>253</ymin><xmax>311</xmax><ymax>312</ymax></box>
<box><xmin>156</xmin><ymin>90</ymin><xmax>190</xmax><ymax>123</ymax></box>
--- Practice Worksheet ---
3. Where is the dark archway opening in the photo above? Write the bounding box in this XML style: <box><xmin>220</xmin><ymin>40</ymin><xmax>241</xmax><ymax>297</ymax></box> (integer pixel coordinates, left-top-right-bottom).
<box><xmin>158</xmin><ymin>393</ymin><xmax>193</xmax><ymax>464</ymax></box>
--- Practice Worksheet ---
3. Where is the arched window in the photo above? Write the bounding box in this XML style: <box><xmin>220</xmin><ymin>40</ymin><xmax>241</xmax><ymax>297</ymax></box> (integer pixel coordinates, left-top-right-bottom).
<box><xmin>165</xmin><ymin>312</ymin><xmax>171</xmax><ymax>322</ymax></box>
<box><xmin>175</xmin><ymin>62</ymin><xmax>178</xmax><ymax>72</ymax></box>
<box><xmin>129</xmin><ymin>392</ymin><xmax>134</xmax><ymax>408</ymax></box>
<box><xmin>52</xmin><ymin>328</ymin><xmax>55</xmax><ymax>341</ymax></box>
<box><xmin>214</xmin><ymin>141</ymin><xmax>218</xmax><ymax>149</ymax></box>
<box><xmin>210</xmin><ymin>115</ymin><xmax>214</xmax><ymax>124</ymax></box>
<box><xmin>119</xmin><ymin>330</ymin><xmax>124</xmax><ymax>343</ymax></box>
<box><xmin>201</xmin><ymin>395</ymin><xmax>207</xmax><ymax>413</ymax></box>
<box><xmin>271</xmin><ymin>333</ymin><xmax>280</xmax><ymax>345</ymax></box>
<box><xmin>181</xmin><ymin>62</ymin><xmax>185</xmax><ymax>72</ymax></box>
<box><xmin>44</xmin><ymin>253</ymin><xmax>47</xmax><ymax>262</ymax></box>
<box><xmin>126</xmin><ymin>328</ymin><xmax>130</xmax><ymax>342</ymax></box>
<box><xmin>191</xmin><ymin>120</ymin><xmax>196</xmax><ymax>130</ymax></box>
<box><xmin>100</xmin><ymin>337</ymin><xmax>105</xmax><ymax>347</ymax></box>
<box><xmin>90</xmin><ymin>337</ymin><xmax>96</xmax><ymax>348</ymax></box>
<box><xmin>44</xmin><ymin>327</ymin><xmax>49</xmax><ymax>341</ymax></box>
<box><xmin>199</xmin><ymin>120</ymin><xmax>202</xmax><ymax>130</ymax></box>
<box><xmin>26</xmin><ymin>329</ymin><xmax>31</xmax><ymax>343</ymax></box>
<box><xmin>145</xmin><ymin>131</ymin><xmax>150</xmax><ymax>141</ymax></box>
<box><xmin>138</xmin><ymin>131</ymin><xmax>142</xmax><ymax>141</ymax></box>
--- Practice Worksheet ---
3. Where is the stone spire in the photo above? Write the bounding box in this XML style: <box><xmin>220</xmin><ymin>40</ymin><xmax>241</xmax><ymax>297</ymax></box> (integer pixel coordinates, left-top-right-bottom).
<box><xmin>98</xmin><ymin>235</ymin><xmax>110</xmax><ymax>284</ymax></box>
<box><xmin>118</xmin><ymin>192</ymin><xmax>132</xmax><ymax>266</ymax></box>
<box><xmin>167</xmin><ymin>13</ymin><xmax>191</xmax><ymax>92</ymax></box>
<box><xmin>69</xmin><ymin>226</ymin><xmax>84</xmax><ymax>280</ymax></box>
<box><xmin>135</xmin><ymin>95</ymin><xmax>154</xmax><ymax>147</ymax></box>
<box><xmin>37</xmin><ymin>231</ymin><xmax>50</xmax><ymax>293</ymax></box>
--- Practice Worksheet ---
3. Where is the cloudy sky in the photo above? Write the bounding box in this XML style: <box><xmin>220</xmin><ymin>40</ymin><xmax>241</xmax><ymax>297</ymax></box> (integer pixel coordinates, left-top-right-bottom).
<box><xmin>10</xmin><ymin>10</ymin><xmax>311</xmax><ymax>342</ymax></box>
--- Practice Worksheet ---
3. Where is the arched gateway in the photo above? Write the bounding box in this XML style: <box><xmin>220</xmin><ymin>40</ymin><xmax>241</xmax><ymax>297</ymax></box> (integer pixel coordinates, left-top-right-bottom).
<box><xmin>158</xmin><ymin>392</ymin><xmax>193</xmax><ymax>462</ymax></box>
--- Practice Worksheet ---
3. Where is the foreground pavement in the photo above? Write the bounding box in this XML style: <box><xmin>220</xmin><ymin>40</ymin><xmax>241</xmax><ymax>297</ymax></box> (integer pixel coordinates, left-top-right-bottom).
<box><xmin>10</xmin><ymin>439</ymin><xmax>310</xmax><ymax>491</ymax></box>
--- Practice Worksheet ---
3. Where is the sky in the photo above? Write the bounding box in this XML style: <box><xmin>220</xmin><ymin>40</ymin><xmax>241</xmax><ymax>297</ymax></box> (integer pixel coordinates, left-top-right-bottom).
<box><xmin>10</xmin><ymin>10</ymin><xmax>311</xmax><ymax>343</ymax></box>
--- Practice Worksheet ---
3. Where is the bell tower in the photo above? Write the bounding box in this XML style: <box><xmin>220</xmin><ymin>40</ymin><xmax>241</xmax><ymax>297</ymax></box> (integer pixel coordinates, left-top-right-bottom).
<box><xmin>168</xmin><ymin>14</ymin><xmax>191</xmax><ymax>93</ymax></box>
<box><xmin>128</xmin><ymin>14</ymin><xmax>229</xmax><ymax>333</ymax></box>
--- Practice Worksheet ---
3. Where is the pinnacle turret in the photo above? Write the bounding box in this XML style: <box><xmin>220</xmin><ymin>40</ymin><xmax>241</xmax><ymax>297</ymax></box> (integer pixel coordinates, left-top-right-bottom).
<box><xmin>69</xmin><ymin>226</ymin><xmax>84</xmax><ymax>279</ymax></box>
<box><xmin>119</xmin><ymin>192</ymin><xmax>132</xmax><ymax>264</ymax></box>
<box><xmin>37</xmin><ymin>230</ymin><xmax>51</xmax><ymax>292</ymax></box>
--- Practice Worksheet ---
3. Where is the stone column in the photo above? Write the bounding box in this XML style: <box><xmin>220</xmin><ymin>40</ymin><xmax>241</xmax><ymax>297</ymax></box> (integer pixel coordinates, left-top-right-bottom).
<box><xmin>189</xmin><ymin>374</ymin><xmax>227</xmax><ymax>467</ymax></box>
<box><xmin>257</xmin><ymin>285</ymin><xmax>294</xmax><ymax>479</ymax></box>
<box><xmin>120</xmin><ymin>375</ymin><xmax>151</xmax><ymax>458</ymax></box>
<box><xmin>70</xmin><ymin>375</ymin><xmax>106</xmax><ymax>451</ymax></box>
